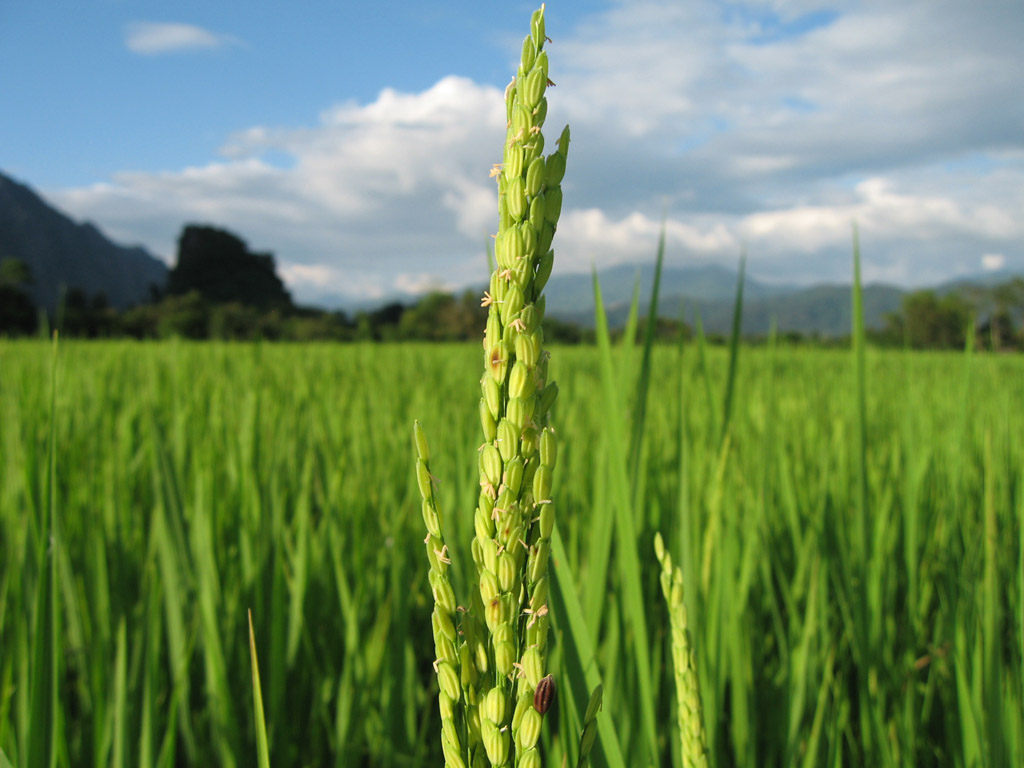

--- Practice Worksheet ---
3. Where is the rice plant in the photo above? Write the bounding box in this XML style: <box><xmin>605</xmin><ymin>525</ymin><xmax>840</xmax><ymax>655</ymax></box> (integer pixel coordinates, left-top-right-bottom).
<box><xmin>414</xmin><ymin>6</ymin><xmax>582</xmax><ymax>766</ymax></box>
<box><xmin>0</xmin><ymin>324</ymin><xmax>1022</xmax><ymax>766</ymax></box>
<box><xmin>0</xmin><ymin>6</ymin><xmax>1022</xmax><ymax>766</ymax></box>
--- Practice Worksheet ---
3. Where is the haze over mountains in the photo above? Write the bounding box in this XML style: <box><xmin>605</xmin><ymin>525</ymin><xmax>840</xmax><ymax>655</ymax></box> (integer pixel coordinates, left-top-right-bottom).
<box><xmin>0</xmin><ymin>171</ymin><xmax>167</xmax><ymax>310</ymax></box>
<box><xmin>1</xmin><ymin>168</ymin><xmax>1018</xmax><ymax>336</ymax></box>
<box><xmin>303</xmin><ymin>262</ymin><xmax>1019</xmax><ymax>337</ymax></box>
<box><xmin>546</xmin><ymin>262</ymin><xmax>1021</xmax><ymax>335</ymax></box>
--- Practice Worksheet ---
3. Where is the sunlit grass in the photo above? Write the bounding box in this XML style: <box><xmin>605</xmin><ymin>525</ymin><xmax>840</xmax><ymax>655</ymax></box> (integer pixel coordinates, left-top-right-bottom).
<box><xmin>0</xmin><ymin>337</ymin><xmax>1021</xmax><ymax>765</ymax></box>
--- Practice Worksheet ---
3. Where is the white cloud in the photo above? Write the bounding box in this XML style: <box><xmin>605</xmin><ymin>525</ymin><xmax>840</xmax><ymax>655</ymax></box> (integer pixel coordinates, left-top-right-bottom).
<box><xmin>982</xmin><ymin>253</ymin><xmax>1006</xmax><ymax>272</ymax></box>
<box><xmin>394</xmin><ymin>273</ymin><xmax>452</xmax><ymax>295</ymax></box>
<box><xmin>740</xmin><ymin>176</ymin><xmax>1023</xmax><ymax>255</ymax></box>
<box><xmin>556</xmin><ymin>208</ymin><xmax>738</xmax><ymax>275</ymax></box>
<box><xmin>49</xmin><ymin>76</ymin><xmax>506</xmax><ymax>302</ymax></box>
<box><xmin>278</xmin><ymin>262</ymin><xmax>344</xmax><ymax>288</ymax></box>
<box><xmin>51</xmin><ymin>1</ymin><xmax>1024</xmax><ymax>303</ymax></box>
<box><xmin>125</xmin><ymin>22</ymin><xmax>238</xmax><ymax>55</ymax></box>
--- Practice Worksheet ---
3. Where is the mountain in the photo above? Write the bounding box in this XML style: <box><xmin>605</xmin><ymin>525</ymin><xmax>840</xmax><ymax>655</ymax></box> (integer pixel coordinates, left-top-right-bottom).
<box><xmin>298</xmin><ymin>287</ymin><xmax>423</xmax><ymax>314</ymax></box>
<box><xmin>542</xmin><ymin>263</ymin><xmax>903</xmax><ymax>336</ymax></box>
<box><xmin>937</xmin><ymin>269</ymin><xmax>1024</xmax><ymax>292</ymax></box>
<box><xmin>0</xmin><ymin>170</ymin><xmax>167</xmax><ymax>310</ymax></box>
<box><xmin>541</xmin><ymin>262</ymin><xmax>797</xmax><ymax>316</ymax></box>
<box><xmin>542</xmin><ymin>259</ymin><xmax>1024</xmax><ymax>336</ymax></box>
<box><xmin>657</xmin><ymin>283</ymin><xmax>905</xmax><ymax>336</ymax></box>
<box><xmin>316</xmin><ymin>260</ymin><xmax>1018</xmax><ymax>337</ymax></box>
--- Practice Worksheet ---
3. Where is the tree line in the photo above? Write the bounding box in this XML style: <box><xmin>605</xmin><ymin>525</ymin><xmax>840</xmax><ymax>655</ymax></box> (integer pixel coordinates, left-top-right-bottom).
<box><xmin>871</xmin><ymin>279</ymin><xmax>1024</xmax><ymax>351</ymax></box>
<box><xmin>2</xmin><ymin>223</ymin><xmax>1022</xmax><ymax>349</ymax></box>
<box><xmin>0</xmin><ymin>224</ymin><xmax>580</xmax><ymax>342</ymax></box>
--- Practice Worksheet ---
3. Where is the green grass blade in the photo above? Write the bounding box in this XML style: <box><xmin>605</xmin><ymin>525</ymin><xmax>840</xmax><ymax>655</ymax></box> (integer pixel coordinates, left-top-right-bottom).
<box><xmin>286</xmin><ymin>464</ymin><xmax>312</xmax><ymax>665</ymax></box>
<box><xmin>799</xmin><ymin>644</ymin><xmax>836</xmax><ymax>768</ymax></box>
<box><xmin>582</xmin><ymin>440</ymin><xmax>614</xmax><ymax>645</ymax></box>
<box><xmin>248</xmin><ymin>610</ymin><xmax>272</xmax><ymax>768</ymax></box>
<box><xmin>851</xmin><ymin>223</ymin><xmax>886</xmax><ymax>762</ymax></box>
<box><xmin>675</xmin><ymin>315</ymin><xmax>694</xmax><ymax>594</ymax></box>
<box><xmin>720</xmin><ymin>249</ymin><xmax>745</xmax><ymax>446</ymax></box>
<box><xmin>982</xmin><ymin>430</ymin><xmax>1003</xmax><ymax>766</ymax></box>
<box><xmin>150</xmin><ymin>496</ymin><xmax>194</xmax><ymax>759</ymax></box>
<box><xmin>110</xmin><ymin>619</ymin><xmax>128</xmax><ymax>768</ymax></box>
<box><xmin>851</xmin><ymin>224</ymin><xmax>869</xmax><ymax>563</ymax></box>
<box><xmin>785</xmin><ymin>556</ymin><xmax>821</xmax><ymax>764</ymax></box>
<box><xmin>25</xmin><ymin>333</ymin><xmax>59</xmax><ymax>768</ymax></box>
<box><xmin>628</xmin><ymin>214</ymin><xmax>667</xmax><ymax>499</ymax></box>
<box><xmin>550</xmin><ymin>525</ymin><xmax>626</xmax><ymax>768</ymax></box>
<box><xmin>138</xmin><ymin>574</ymin><xmax>163</xmax><ymax>768</ymax></box>
<box><xmin>618</xmin><ymin>273</ymin><xmax>641</xmax><ymax>392</ymax></box>
<box><xmin>693</xmin><ymin>312</ymin><xmax>719</xmax><ymax>443</ymax></box>
<box><xmin>592</xmin><ymin>269</ymin><xmax>659</xmax><ymax>765</ymax></box>
<box><xmin>954</xmin><ymin>620</ymin><xmax>983</xmax><ymax>767</ymax></box>
<box><xmin>1020</xmin><ymin>454</ymin><xmax>1024</xmax><ymax>764</ymax></box>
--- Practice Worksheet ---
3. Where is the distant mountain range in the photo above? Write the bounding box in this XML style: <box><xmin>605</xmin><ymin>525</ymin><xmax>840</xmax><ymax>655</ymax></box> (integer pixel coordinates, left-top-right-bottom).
<box><xmin>312</xmin><ymin>262</ymin><xmax>1020</xmax><ymax>338</ymax></box>
<box><xmin>542</xmin><ymin>264</ymin><xmax>903</xmax><ymax>336</ymax></box>
<box><xmin>3</xmin><ymin>167</ymin><xmax>1019</xmax><ymax>335</ymax></box>
<box><xmin>543</xmin><ymin>263</ymin><xmax>1022</xmax><ymax>336</ymax></box>
<box><xmin>0</xmin><ymin>170</ymin><xmax>167</xmax><ymax>309</ymax></box>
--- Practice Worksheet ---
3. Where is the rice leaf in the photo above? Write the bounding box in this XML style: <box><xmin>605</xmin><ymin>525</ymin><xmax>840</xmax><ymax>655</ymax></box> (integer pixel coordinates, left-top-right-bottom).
<box><xmin>720</xmin><ymin>250</ymin><xmax>746</xmax><ymax>446</ymax></box>
<box><xmin>550</xmin><ymin>525</ymin><xmax>626</xmax><ymax>768</ymax></box>
<box><xmin>248</xmin><ymin>610</ymin><xmax>272</xmax><ymax>768</ymax></box>
<box><xmin>628</xmin><ymin>213</ymin><xmax>667</xmax><ymax>499</ymax></box>
<box><xmin>592</xmin><ymin>269</ymin><xmax>659</xmax><ymax>765</ymax></box>
<box><xmin>25</xmin><ymin>334</ymin><xmax>60</xmax><ymax>768</ymax></box>
<box><xmin>851</xmin><ymin>224</ymin><xmax>869</xmax><ymax>562</ymax></box>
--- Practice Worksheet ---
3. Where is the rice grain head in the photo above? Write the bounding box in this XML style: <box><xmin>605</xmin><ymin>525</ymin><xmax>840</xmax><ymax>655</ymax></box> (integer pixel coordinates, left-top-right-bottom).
<box><xmin>415</xmin><ymin>5</ymin><xmax>568</xmax><ymax>766</ymax></box>
<box><xmin>655</xmin><ymin>532</ymin><xmax>709</xmax><ymax>768</ymax></box>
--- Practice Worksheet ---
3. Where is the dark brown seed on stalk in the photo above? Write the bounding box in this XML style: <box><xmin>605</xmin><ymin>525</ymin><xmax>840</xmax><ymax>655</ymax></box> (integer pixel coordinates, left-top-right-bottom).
<box><xmin>533</xmin><ymin>674</ymin><xmax>555</xmax><ymax>714</ymax></box>
<box><xmin>489</xmin><ymin>346</ymin><xmax>505</xmax><ymax>379</ymax></box>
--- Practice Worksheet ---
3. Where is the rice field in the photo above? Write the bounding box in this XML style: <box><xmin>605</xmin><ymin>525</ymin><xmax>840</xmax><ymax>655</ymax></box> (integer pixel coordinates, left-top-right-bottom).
<box><xmin>1</xmin><ymin>336</ymin><xmax>1022</xmax><ymax>766</ymax></box>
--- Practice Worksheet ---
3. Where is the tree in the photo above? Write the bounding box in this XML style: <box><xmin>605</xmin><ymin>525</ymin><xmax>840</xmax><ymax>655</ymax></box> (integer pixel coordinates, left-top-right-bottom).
<box><xmin>60</xmin><ymin>288</ymin><xmax>118</xmax><ymax>337</ymax></box>
<box><xmin>989</xmin><ymin>278</ymin><xmax>1024</xmax><ymax>349</ymax></box>
<box><xmin>167</xmin><ymin>225</ymin><xmax>292</xmax><ymax>310</ymax></box>
<box><xmin>356</xmin><ymin>302</ymin><xmax>406</xmax><ymax>341</ymax></box>
<box><xmin>398</xmin><ymin>290</ymin><xmax>487</xmax><ymax>340</ymax></box>
<box><xmin>885</xmin><ymin>290</ymin><xmax>970</xmax><ymax>349</ymax></box>
<box><xmin>0</xmin><ymin>257</ymin><xmax>32</xmax><ymax>288</ymax></box>
<box><xmin>157</xmin><ymin>291</ymin><xmax>209</xmax><ymax>339</ymax></box>
<box><xmin>0</xmin><ymin>258</ymin><xmax>37</xmax><ymax>335</ymax></box>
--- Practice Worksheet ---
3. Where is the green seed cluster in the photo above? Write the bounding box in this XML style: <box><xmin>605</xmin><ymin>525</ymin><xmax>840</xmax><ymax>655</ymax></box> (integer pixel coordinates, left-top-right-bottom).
<box><xmin>575</xmin><ymin>684</ymin><xmax>603</xmax><ymax>768</ymax></box>
<box><xmin>415</xmin><ymin>6</ymin><xmax>568</xmax><ymax>767</ymax></box>
<box><xmin>654</xmin><ymin>533</ymin><xmax>709</xmax><ymax>768</ymax></box>
<box><xmin>414</xmin><ymin>421</ymin><xmax>465</xmax><ymax>766</ymax></box>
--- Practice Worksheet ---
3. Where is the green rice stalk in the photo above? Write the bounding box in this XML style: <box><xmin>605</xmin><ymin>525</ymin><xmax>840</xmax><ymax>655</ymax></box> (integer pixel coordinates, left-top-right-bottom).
<box><xmin>591</xmin><ymin>270</ymin><xmax>659</xmax><ymax>764</ymax></box>
<box><xmin>412</xmin><ymin>422</ymin><xmax>466</xmax><ymax>768</ymax></box>
<box><xmin>109</xmin><ymin>618</ymin><xmax>128</xmax><ymax>768</ymax></box>
<box><xmin>982</xmin><ymin>429</ymin><xmax>1003</xmax><ymax>766</ymax></box>
<box><xmin>693</xmin><ymin>312</ymin><xmax>719</xmax><ymax>443</ymax></box>
<box><xmin>851</xmin><ymin>224</ymin><xmax>869</xmax><ymax>565</ymax></box>
<box><xmin>617</xmin><ymin>277</ymin><xmax>641</xmax><ymax>406</ymax></box>
<box><xmin>415</xmin><ymin>7</ymin><xmax>569</xmax><ymax>766</ymax></box>
<box><xmin>720</xmin><ymin>250</ymin><xmax>745</xmax><ymax>447</ymax></box>
<box><xmin>549</xmin><ymin>526</ymin><xmax>626</xmax><ymax>768</ymax></box>
<box><xmin>247</xmin><ymin>610</ymin><xmax>271</xmax><ymax>768</ymax></box>
<box><xmin>574</xmin><ymin>684</ymin><xmax>602</xmax><ymax>768</ymax></box>
<box><xmin>628</xmin><ymin>213</ymin><xmax>667</xmax><ymax>503</ymax></box>
<box><xmin>26</xmin><ymin>333</ymin><xmax>60</xmax><ymax>768</ymax></box>
<box><xmin>654</xmin><ymin>532</ymin><xmax>708</xmax><ymax>768</ymax></box>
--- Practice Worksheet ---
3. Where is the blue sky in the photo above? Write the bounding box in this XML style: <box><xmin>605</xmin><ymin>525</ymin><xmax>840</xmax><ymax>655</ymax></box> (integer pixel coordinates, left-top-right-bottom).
<box><xmin>3</xmin><ymin>0</ymin><xmax>1023</xmax><ymax>305</ymax></box>
<box><xmin>2</xmin><ymin>1</ymin><xmax>573</xmax><ymax>185</ymax></box>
